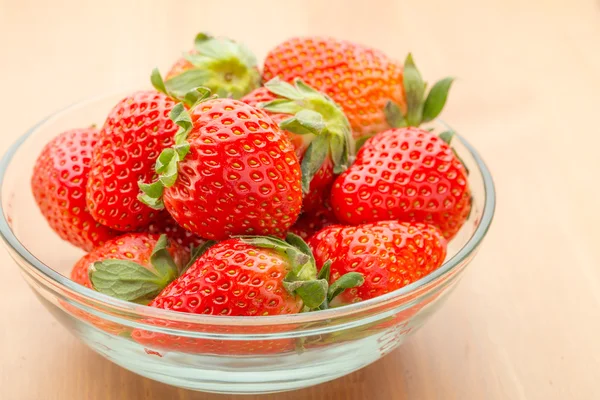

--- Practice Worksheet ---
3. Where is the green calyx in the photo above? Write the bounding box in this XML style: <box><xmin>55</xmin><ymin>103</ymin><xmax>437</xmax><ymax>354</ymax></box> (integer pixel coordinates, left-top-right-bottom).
<box><xmin>237</xmin><ymin>233</ymin><xmax>364</xmax><ymax>311</ymax></box>
<box><xmin>163</xmin><ymin>32</ymin><xmax>260</xmax><ymax>99</ymax></box>
<box><xmin>315</xmin><ymin>260</ymin><xmax>364</xmax><ymax>310</ymax></box>
<box><xmin>385</xmin><ymin>53</ymin><xmax>454</xmax><ymax>128</ymax></box>
<box><xmin>138</xmin><ymin>96</ymin><xmax>208</xmax><ymax>210</ymax></box>
<box><xmin>259</xmin><ymin>78</ymin><xmax>355</xmax><ymax>194</ymax></box>
<box><xmin>88</xmin><ymin>234</ymin><xmax>179</xmax><ymax>303</ymax></box>
<box><xmin>151</xmin><ymin>68</ymin><xmax>217</xmax><ymax>108</ymax></box>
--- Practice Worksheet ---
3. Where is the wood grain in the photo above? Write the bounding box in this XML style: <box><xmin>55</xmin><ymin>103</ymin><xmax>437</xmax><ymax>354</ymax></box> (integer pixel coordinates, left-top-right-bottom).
<box><xmin>1</xmin><ymin>0</ymin><xmax>599</xmax><ymax>398</ymax></box>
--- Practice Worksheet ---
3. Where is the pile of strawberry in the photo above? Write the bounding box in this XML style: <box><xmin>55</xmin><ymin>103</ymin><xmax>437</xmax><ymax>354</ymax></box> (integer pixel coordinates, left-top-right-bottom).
<box><xmin>32</xmin><ymin>33</ymin><xmax>470</xmax><ymax>322</ymax></box>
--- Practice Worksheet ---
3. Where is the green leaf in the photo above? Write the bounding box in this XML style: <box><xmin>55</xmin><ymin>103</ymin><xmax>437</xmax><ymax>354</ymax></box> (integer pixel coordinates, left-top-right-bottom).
<box><xmin>328</xmin><ymin>272</ymin><xmax>364</xmax><ymax>302</ymax></box>
<box><xmin>294</xmin><ymin>78</ymin><xmax>321</xmax><ymax>97</ymax></box>
<box><xmin>264</xmin><ymin>77</ymin><xmax>303</xmax><ymax>100</ymax></box>
<box><xmin>317</xmin><ymin>260</ymin><xmax>332</xmax><ymax>281</ymax></box>
<box><xmin>137</xmin><ymin>193</ymin><xmax>164</xmax><ymax>210</ymax></box>
<box><xmin>280</xmin><ymin>109</ymin><xmax>325</xmax><ymax>136</ymax></box>
<box><xmin>138</xmin><ymin>180</ymin><xmax>164</xmax><ymax>199</ymax></box>
<box><xmin>183</xmin><ymin>86</ymin><xmax>213</xmax><ymax>109</ymax></box>
<box><xmin>403</xmin><ymin>53</ymin><xmax>426</xmax><ymax>127</ymax></box>
<box><xmin>184</xmin><ymin>240</ymin><xmax>217</xmax><ymax>273</ymax></box>
<box><xmin>159</xmin><ymin>156</ymin><xmax>179</xmax><ymax>188</ymax></box>
<box><xmin>329</xmin><ymin>133</ymin><xmax>349</xmax><ymax>174</ymax></box>
<box><xmin>170</xmin><ymin>103</ymin><xmax>193</xmax><ymax>146</ymax></box>
<box><xmin>173</xmin><ymin>143</ymin><xmax>190</xmax><ymax>161</ymax></box>
<box><xmin>438</xmin><ymin>130</ymin><xmax>456</xmax><ymax>145</ymax></box>
<box><xmin>422</xmin><ymin>77</ymin><xmax>454</xmax><ymax>122</ymax></box>
<box><xmin>155</xmin><ymin>148</ymin><xmax>176</xmax><ymax>174</ymax></box>
<box><xmin>151</xmin><ymin>68</ymin><xmax>168</xmax><ymax>95</ymax></box>
<box><xmin>285</xmin><ymin>232</ymin><xmax>314</xmax><ymax>257</ymax></box>
<box><xmin>150</xmin><ymin>234</ymin><xmax>180</xmax><ymax>278</ymax></box>
<box><xmin>237</xmin><ymin>42</ymin><xmax>258</xmax><ymax>67</ymax></box>
<box><xmin>165</xmin><ymin>69</ymin><xmax>212</xmax><ymax>97</ymax></box>
<box><xmin>300</xmin><ymin>135</ymin><xmax>329</xmax><ymax>193</ymax></box>
<box><xmin>384</xmin><ymin>100</ymin><xmax>406</xmax><ymax>128</ymax></box>
<box><xmin>236</xmin><ymin>235</ymin><xmax>291</xmax><ymax>253</ymax></box>
<box><xmin>193</xmin><ymin>37</ymin><xmax>237</xmax><ymax>61</ymax></box>
<box><xmin>283</xmin><ymin>279</ymin><xmax>328</xmax><ymax>309</ymax></box>
<box><xmin>89</xmin><ymin>260</ymin><xmax>165</xmax><ymax>302</ymax></box>
<box><xmin>258</xmin><ymin>99</ymin><xmax>303</xmax><ymax>115</ymax></box>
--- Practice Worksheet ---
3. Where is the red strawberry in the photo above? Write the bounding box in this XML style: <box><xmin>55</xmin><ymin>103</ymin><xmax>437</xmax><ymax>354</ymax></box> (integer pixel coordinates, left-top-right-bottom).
<box><xmin>131</xmin><ymin>234</ymin><xmax>361</xmax><ymax>355</ymax></box>
<box><xmin>147</xmin><ymin>237</ymin><xmax>317</xmax><ymax>315</ymax></box>
<box><xmin>72</xmin><ymin>233</ymin><xmax>189</xmax><ymax>297</ymax></box>
<box><xmin>68</xmin><ymin>233</ymin><xmax>189</xmax><ymax>336</ymax></box>
<box><xmin>145</xmin><ymin>213</ymin><xmax>206</xmax><ymax>251</ymax></box>
<box><xmin>263</xmin><ymin>37</ymin><xmax>453</xmax><ymax>138</ymax></box>
<box><xmin>289</xmin><ymin>198</ymin><xmax>338</xmax><ymax>240</ymax></box>
<box><xmin>137</xmin><ymin>88</ymin><xmax>303</xmax><ymax>240</ymax></box>
<box><xmin>162</xmin><ymin>33</ymin><xmax>260</xmax><ymax>99</ymax></box>
<box><xmin>245</xmin><ymin>78</ymin><xmax>354</xmax><ymax>213</ymax></box>
<box><xmin>330</xmin><ymin>127</ymin><xmax>471</xmax><ymax>239</ymax></box>
<box><xmin>309</xmin><ymin>221</ymin><xmax>447</xmax><ymax>304</ymax></box>
<box><xmin>31</xmin><ymin>127</ymin><xmax>118</xmax><ymax>251</ymax></box>
<box><xmin>86</xmin><ymin>90</ymin><xmax>178</xmax><ymax>231</ymax></box>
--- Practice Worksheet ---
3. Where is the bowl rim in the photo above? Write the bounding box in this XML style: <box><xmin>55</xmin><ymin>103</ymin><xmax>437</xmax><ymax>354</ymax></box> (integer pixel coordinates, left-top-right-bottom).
<box><xmin>0</xmin><ymin>93</ymin><xmax>496</xmax><ymax>327</ymax></box>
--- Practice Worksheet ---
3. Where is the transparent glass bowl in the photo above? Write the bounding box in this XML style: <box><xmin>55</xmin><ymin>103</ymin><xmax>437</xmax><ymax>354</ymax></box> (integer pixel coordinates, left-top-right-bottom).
<box><xmin>0</xmin><ymin>93</ymin><xmax>495</xmax><ymax>395</ymax></box>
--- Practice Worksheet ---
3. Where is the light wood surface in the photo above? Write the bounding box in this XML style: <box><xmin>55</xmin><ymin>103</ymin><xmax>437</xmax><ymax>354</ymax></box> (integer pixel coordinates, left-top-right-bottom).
<box><xmin>1</xmin><ymin>0</ymin><xmax>599</xmax><ymax>399</ymax></box>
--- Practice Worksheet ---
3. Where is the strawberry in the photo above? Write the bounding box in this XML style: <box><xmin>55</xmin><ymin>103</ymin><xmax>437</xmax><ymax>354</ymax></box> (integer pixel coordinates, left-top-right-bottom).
<box><xmin>246</xmin><ymin>78</ymin><xmax>354</xmax><ymax>213</ymax></box>
<box><xmin>308</xmin><ymin>221</ymin><xmax>447</xmax><ymax>304</ymax></box>
<box><xmin>31</xmin><ymin>127</ymin><xmax>118</xmax><ymax>251</ymax></box>
<box><xmin>86</xmin><ymin>90</ymin><xmax>178</xmax><ymax>231</ymax></box>
<box><xmin>162</xmin><ymin>33</ymin><xmax>260</xmax><ymax>99</ymax></box>
<box><xmin>67</xmin><ymin>233</ymin><xmax>189</xmax><ymax>336</ymax></box>
<box><xmin>330</xmin><ymin>127</ymin><xmax>471</xmax><ymax>239</ymax></box>
<box><xmin>131</xmin><ymin>234</ymin><xmax>362</xmax><ymax>355</ymax></box>
<box><xmin>137</xmin><ymin>86</ymin><xmax>303</xmax><ymax>240</ymax></box>
<box><xmin>145</xmin><ymin>213</ymin><xmax>206</xmax><ymax>251</ymax></box>
<box><xmin>72</xmin><ymin>233</ymin><xmax>189</xmax><ymax>300</ymax></box>
<box><xmin>263</xmin><ymin>37</ymin><xmax>453</xmax><ymax>138</ymax></box>
<box><xmin>289</xmin><ymin>198</ymin><xmax>338</xmax><ymax>240</ymax></box>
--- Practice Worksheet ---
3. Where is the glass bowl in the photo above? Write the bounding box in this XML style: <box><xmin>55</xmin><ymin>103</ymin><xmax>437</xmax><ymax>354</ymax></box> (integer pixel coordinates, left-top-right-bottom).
<box><xmin>0</xmin><ymin>93</ymin><xmax>495</xmax><ymax>395</ymax></box>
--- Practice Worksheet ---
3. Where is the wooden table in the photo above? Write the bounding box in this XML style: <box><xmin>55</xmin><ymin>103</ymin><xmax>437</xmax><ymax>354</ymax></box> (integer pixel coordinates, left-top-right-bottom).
<box><xmin>1</xmin><ymin>0</ymin><xmax>599</xmax><ymax>398</ymax></box>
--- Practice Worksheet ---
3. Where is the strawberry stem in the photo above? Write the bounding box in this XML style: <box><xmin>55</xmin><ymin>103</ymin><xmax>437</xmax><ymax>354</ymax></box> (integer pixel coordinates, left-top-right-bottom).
<box><xmin>166</xmin><ymin>33</ymin><xmax>260</xmax><ymax>99</ymax></box>
<box><xmin>384</xmin><ymin>54</ymin><xmax>454</xmax><ymax>128</ymax></box>
<box><xmin>259</xmin><ymin>78</ymin><xmax>355</xmax><ymax>194</ymax></box>
<box><xmin>137</xmin><ymin>102</ymin><xmax>199</xmax><ymax>210</ymax></box>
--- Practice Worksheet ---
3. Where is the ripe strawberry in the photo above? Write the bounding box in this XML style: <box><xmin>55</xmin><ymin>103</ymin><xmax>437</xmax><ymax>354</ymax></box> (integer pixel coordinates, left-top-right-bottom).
<box><xmin>145</xmin><ymin>213</ymin><xmax>206</xmax><ymax>251</ymax></box>
<box><xmin>67</xmin><ymin>233</ymin><xmax>189</xmax><ymax>336</ymax></box>
<box><xmin>131</xmin><ymin>234</ymin><xmax>362</xmax><ymax>355</ymax></box>
<box><xmin>245</xmin><ymin>78</ymin><xmax>353</xmax><ymax>213</ymax></box>
<box><xmin>162</xmin><ymin>32</ymin><xmax>260</xmax><ymax>99</ymax></box>
<box><xmin>31</xmin><ymin>127</ymin><xmax>118</xmax><ymax>251</ymax></box>
<box><xmin>137</xmin><ymin>87</ymin><xmax>304</xmax><ymax>240</ymax></box>
<box><xmin>289</xmin><ymin>198</ymin><xmax>338</xmax><ymax>240</ymax></box>
<box><xmin>72</xmin><ymin>233</ymin><xmax>189</xmax><ymax>299</ymax></box>
<box><xmin>309</xmin><ymin>221</ymin><xmax>447</xmax><ymax>304</ymax></box>
<box><xmin>330</xmin><ymin>127</ymin><xmax>471</xmax><ymax>239</ymax></box>
<box><xmin>86</xmin><ymin>90</ymin><xmax>178</xmax><ymax>231</ymax></box>
<box><xmin>263</xmin><ymin>37</ymin><xmax>453</xmax><ymax>138</ymax></box>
